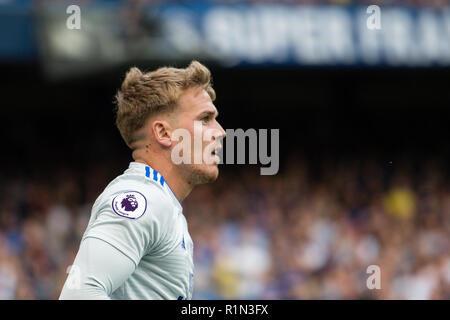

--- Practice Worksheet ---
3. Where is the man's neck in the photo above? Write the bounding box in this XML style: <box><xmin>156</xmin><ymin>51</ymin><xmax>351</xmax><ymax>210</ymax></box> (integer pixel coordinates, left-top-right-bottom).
<box><xmin>135</xmin><ymin>157</ymin><xmax>192</xmax><ymax>203</ymax></box>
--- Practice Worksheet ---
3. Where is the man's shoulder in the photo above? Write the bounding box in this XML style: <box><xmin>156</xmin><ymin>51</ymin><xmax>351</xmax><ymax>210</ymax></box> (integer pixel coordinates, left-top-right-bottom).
<box><xmin>107</xmin><ymin>168</ymin><xmax>167</xmax><ymax>196</ymax></box>
<box><xmin>94</xmin><ymin>169</ymin><xmax>175</xmax><ymax>220</ymax></box>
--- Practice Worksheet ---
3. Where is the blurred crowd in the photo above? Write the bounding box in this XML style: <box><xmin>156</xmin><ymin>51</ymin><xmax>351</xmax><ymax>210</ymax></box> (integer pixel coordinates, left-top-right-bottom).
<box><xmin>0</xmin><ymin>154</ymin><xmax>448</xmax><ymax>299</ymax></box>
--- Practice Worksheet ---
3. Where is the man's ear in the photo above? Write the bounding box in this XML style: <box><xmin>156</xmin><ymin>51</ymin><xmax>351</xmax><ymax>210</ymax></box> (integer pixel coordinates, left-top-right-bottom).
<box><xmin>152</xmin><ymin>120</ymin><xmax>172</xmax><ymax>148</ymax></box>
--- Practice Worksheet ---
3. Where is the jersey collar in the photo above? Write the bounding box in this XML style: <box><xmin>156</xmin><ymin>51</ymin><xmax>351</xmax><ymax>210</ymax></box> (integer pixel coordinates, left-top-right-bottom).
<box><xmin>128</xmin><ymin>162</ymin><xmax>182</xmax><ymax>210</ymax></box>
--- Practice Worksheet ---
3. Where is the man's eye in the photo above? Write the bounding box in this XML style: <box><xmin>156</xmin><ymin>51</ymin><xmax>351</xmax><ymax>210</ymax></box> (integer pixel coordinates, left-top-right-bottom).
<box><xmin>201</xmin><ymin>117</ymin><xmax>209</xmax><ymax>123</ymax></box>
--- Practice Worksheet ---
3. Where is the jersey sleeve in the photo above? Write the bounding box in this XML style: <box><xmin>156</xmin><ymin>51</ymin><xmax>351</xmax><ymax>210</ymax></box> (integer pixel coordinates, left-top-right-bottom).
<box><xmin>59</xmin><ymin>237</ymin><xmax>136</xmax><ymax>300</ymax></box>
<box><xmin>82</xmin><ymin>183</ymin><xmax>171</xmax><ymax>266</ymax></box>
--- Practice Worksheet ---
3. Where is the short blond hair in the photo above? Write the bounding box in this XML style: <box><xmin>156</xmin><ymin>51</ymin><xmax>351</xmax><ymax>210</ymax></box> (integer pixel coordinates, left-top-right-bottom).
<box><xmin>115</xmin><ymin>60</ymin><xmax>216</xmax><ymax>148</ymax></box>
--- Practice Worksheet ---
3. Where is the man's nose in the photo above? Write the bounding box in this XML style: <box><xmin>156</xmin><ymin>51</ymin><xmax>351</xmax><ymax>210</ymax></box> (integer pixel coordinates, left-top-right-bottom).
<box><xmin>216</xmin><ymin>121</ymin><xmax>226</xmax><ymax>139</ymax></box>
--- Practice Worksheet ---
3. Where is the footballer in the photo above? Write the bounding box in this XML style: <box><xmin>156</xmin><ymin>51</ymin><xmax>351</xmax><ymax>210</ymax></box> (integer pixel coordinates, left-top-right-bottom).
<box><xmin>59</xmin><ymin>61</ymin><xmax>226</xmax><ymax>299</ymax></box>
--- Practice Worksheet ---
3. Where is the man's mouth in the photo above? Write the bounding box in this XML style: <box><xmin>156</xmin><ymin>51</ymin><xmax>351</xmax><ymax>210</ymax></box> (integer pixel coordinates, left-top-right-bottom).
<box><xmin>211</xmin><ymin>145</ymin><xmax>222</xmax><ymax>155</ymax></box>
<box><xmin>209</xmin><ymin>145</ymin><xmax>222</xmax><ymax>164</ymax></box>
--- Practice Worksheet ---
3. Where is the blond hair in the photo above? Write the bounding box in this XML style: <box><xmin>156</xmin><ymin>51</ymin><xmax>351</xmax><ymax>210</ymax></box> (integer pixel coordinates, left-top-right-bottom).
<box><xmin>115</xmin><ymin>60</ymin><xmax>216</xmax><ymax>148</ymax></box>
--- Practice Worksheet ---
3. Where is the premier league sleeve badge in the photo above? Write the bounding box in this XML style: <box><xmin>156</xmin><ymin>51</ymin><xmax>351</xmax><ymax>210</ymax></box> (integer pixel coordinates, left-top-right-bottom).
<box><xmin>112</xmin><ymin>191</ymin><xmax>147</xmax><ymax>219</ymax></box>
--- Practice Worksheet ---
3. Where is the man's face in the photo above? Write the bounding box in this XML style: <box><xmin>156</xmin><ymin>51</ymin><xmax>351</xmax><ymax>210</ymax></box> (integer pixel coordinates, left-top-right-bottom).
<box><xmin>171</xmin><ymin>87</ymin><xmax>226</xmax><ymax>185</ymax></box>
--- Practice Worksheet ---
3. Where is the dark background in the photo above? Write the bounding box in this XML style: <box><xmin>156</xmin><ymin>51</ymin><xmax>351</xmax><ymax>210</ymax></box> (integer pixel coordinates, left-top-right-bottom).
<box><xmin>1</xmin><ymin>63</ymin><xmax>449</xmax><ymax>176</ymax></box>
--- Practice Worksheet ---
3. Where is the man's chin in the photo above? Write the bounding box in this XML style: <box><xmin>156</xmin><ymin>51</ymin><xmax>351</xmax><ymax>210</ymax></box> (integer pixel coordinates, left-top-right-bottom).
<box><xmin>203</xmin><ymin>164</ymin><xmax>220</xmax><ymax>183</ymax></box>
<box><xmin>189</xmin><ymin>164</ymin><xmax>219</xmax><ymax>185</ymax></box>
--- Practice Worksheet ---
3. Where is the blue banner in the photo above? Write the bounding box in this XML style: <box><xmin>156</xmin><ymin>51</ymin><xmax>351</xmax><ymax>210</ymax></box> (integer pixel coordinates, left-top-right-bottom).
<box><xmin>152</xmin><ymin>2</ymin><xmax>450</xmax><ymax>67</ymax></box>
<box><xmin>0</xmin><ymin>0</ymin><xmax>36</xmax><ymax>60</ymax></box>
<box><xmin>5</xmin><ymin>1</ymin><xmax>449</xmax><ymax>68</ymax></box>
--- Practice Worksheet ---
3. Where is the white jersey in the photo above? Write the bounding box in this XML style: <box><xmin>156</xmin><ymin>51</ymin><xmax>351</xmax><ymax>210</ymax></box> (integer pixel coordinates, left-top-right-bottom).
<box><xmin>81</xmin><ymin>161</ymin><xmax>194</xmax><ymax>300</ymax></box>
